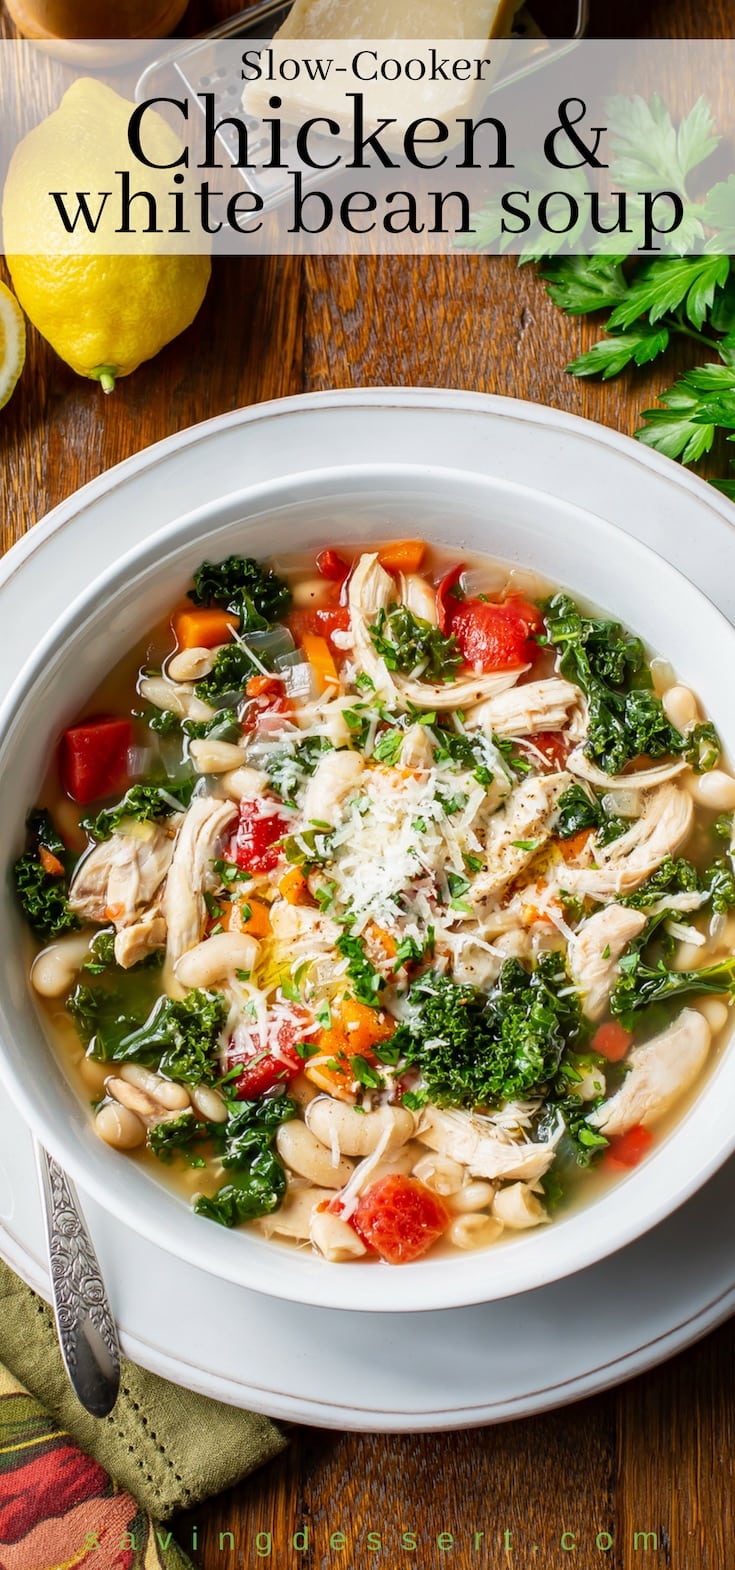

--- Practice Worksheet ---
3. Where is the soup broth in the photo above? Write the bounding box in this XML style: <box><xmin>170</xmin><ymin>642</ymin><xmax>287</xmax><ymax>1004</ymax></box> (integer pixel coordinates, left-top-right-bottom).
<box><xmin>16</xmin><ymin>538</ymin><xmax>735</xmax><ymax>1266</ymax></box>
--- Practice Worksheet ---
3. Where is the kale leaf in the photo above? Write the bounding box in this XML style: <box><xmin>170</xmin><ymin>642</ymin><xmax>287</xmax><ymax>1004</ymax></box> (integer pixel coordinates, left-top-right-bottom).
<box><xmin>189</xmin><ymin>555</ymin><xmax>291</xmax><ymax>630</ymax></box>
<box><xmin>182</xmin><ymin>709</ymin><xmax>241</xmax><ymax>743</ymax></box>
<box><xmin>622</xmin><ymin>854</ymin><xmax>735</xmax><ymax>915</ymax></box>
<box><xmin>148</xmin><ymin>1111</ymin><xmax>207</xmax><ymax>1166</ymax></box>
<box><xmin>395</xmin><ymin>954</ymin><xmax>583</xmax><ymax>1110</ymax></box>
<box><xmin>611</xmin><ymin>951</ymin><xmax>735</xmax><ymax>1025</ymax></box>
<box><xmin>194</xmin><ymin>1089</ymin><xmax>296</xmax><ymax>1228</ymax></box>
<box><xmin>544</xmin><ymin>593</ymin><xmax>721</xmax><ymax>775</ymax></box>
<box><xmin>556</xmin><ymin>784</ymin><xmax>627</xmax><ymax>844</ymax></box>
<box><xmin>81</xmin><ymin>782</ymin><xmax>195</xmax><ymax>842</ymax></box>
<box><xmin>14</xmin><ymin>810</ymin><xmax>80</xmax><ymax>940</ymax></box>
<box><xmin>369</xmin><ymin>605</ymin><xmax>463</xmax><ymax>682</ymax></box>
<box><xmin>84</xmin><ymin>988</ymin><xmax>228</xmax><ymax>1084</ymax></box>
<box><xmin>336</xmin><ymin>933</ymin><xmax>386</xmax><ymax>1006</ymax></box>
<box><xmin>194</xmin><ymin>1151</ymin><xmax>288</xmax><ymax>1228</ymax></box>
<box><xmin>196</xmin><ymin>644</ymin><xmax>259</xmax><ymax>706</ymax></box>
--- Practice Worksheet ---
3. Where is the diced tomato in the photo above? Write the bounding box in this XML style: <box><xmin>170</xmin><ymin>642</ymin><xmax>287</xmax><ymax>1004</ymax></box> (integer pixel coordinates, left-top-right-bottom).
<box><xmin>592</xmin><ymin>1021</ymin><xmax>634</xmax><ymax>1063</ymax></box>
<box><xmin>603</xmin><ymin>1124</ymin><xmax>653</xmax><ymax>1170</ymax></box>
<box><xmin>241</xmin><ymin>675</ymin><xmax>291</xmax><ymax>735</ymax></box>
<box><xmin>230</xmin><ymin>1008</ymin><xmax>310</xmax><ymax>1100</ymax></box>
<box><xmin>59</xmin><ymin>716</ymin><xmax>133</xmax><ymax>806</ymax></box>
<box><xmin>229</xmin><ymin>799</ymin><xmax>289</xmax><ymax>873</ymax></box>
<box><xmin>351</xmin><ymin>1175</ymin><xmax>450</xmax><ymax>1264</ymax></box>
<box><xmin>317</xmin><ymin>548</ymin><xmax>350</xmax><ymax>584</ymax></box>
<box><xmin>450</xmin><ymin>595</ymin><xmax>543</xmax><ymax>673</ymax></box>
<box><xmin>288</xmin><ymin>606</ymin><xmax>350</xmax><ymax>656</ymax></box>
<box><xmin>436</xmin><ymin>563</ymin><xmax>465</xmax><ymax>634</ymax></box>
<box><xmin>527</xmin><ymin>731</ymin><xmax>571</xmax><ymax>770</ymax></box>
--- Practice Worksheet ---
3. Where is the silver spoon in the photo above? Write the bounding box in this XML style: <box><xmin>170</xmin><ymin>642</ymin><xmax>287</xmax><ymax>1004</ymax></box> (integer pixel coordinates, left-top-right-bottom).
<box><xmin>35</xmin><ymin>1145</ymin><xmax>120</xmax><ymax>1417</ymax></box>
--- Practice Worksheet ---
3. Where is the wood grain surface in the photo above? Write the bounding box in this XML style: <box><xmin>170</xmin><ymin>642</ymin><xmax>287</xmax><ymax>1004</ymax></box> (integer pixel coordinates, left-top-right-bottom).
<box><xmin>2</xmin><ymin>0</ymin><xmax>735</xmax><ymax>1565</ymax></box>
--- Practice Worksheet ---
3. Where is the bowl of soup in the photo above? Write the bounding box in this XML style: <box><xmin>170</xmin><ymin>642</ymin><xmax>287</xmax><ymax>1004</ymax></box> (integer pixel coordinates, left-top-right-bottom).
<box><xmin>1</xmin><ymin>463</ymin><xmax>735</xmax><ymax>1312</ymax></box>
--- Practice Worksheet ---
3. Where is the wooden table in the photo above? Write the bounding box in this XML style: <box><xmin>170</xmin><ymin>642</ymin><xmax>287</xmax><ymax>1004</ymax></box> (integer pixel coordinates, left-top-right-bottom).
<box><xmin>3</xmin><ymin>0</ymin><xmax>735</xmax><ymax>1563</ymax></box>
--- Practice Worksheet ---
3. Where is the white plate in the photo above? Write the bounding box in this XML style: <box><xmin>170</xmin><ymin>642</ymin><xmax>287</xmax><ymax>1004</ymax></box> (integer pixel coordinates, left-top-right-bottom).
<box><xmin>3</xmin><ymin>388</ymin><xmax>735</xmax><ymax>1428</ymax></box>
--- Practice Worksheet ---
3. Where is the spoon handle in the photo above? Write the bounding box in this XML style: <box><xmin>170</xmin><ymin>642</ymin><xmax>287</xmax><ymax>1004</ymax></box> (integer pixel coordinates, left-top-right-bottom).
<box><xmin>36</xmin><ymin>1145</ymin><xmax>120</xmax><ymax>1418</ymax></box>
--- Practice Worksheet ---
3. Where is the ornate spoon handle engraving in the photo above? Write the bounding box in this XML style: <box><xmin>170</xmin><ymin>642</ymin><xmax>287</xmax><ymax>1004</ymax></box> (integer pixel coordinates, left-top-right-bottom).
<box><xmin>36</xmin><ymin>1146</ymin><xmax>120</xmax><ymax>1417</ymax></box>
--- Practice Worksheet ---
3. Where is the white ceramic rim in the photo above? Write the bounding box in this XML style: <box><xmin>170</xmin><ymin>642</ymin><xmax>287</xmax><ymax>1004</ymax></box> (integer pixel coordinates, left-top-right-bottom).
<box><xmin>2</xmin><ymin>387</ymin><xmax>735</xmax><ymax>1319</ymax></box>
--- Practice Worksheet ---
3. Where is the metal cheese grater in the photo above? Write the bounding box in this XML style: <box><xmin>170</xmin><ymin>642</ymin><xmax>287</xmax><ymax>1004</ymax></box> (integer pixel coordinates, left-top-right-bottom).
<box><xmin>136</xmin><ymin>0</ymin><xmax>589</xmax><ymax>214</ymax></box>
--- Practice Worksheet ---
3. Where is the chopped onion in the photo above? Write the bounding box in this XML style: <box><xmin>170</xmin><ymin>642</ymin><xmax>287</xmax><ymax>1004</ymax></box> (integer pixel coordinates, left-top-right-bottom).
<box><xmin>268</xmin><ymin>552</ymin><xmax>321</xmax><ymax>579</ymax></box>
<box><xmin>127</xmin><ymin>746</ymin><xmax>155</xmax><ymax>778</ymax></box>
<box><xmin>246</xmin><ymin>626</ymin><xmax>296</xmax><ymax>662</ymax></box>
<box><xmin>282</xmin><ymin>661</ymin><xmax>316</xmax><ymax>700</ymax></box>
<box><xmin>601</xmin><ymin>789</ymin><xmax>640</xmax><ymax>819</ymax></box>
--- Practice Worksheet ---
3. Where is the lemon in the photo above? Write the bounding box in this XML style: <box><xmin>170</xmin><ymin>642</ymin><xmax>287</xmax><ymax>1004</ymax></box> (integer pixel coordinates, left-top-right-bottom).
<box><xmin>2</xmin><ymin>80</ymin><xmax>211</xmax><ymax>390</ymax></box>
<box><xmin>0</xmin><ymin>281</ymin><xmax>26</xmax><ymax>409</ymax></box>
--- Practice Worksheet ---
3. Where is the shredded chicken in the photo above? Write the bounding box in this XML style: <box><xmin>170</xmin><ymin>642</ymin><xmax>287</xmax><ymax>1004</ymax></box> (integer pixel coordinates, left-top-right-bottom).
<box><xmin>569</xmin><ymin>904</ymin><xmax>648</xmax><ymax>1020</ymax></box>
<box><xmin>473</xmin><ymin>772</ymin><xmax>570</xmax><ymax>900</ymax></box>
<box><xmin>419</xmin><ymin>1107</ymin><xmax>558</xmax><ymax>1182</ymax></box>
<box><xmin>566</xmin><ymin>746</ymin><xmax>688</xmax><ymax>792</ymax></box>
<box><xmin>589</xmin><ymin>1009</ymin><xmax>711</xmax><ymax>1135</ymax></box>
<box><xmin>348</xmin><ymin>554</ymin><xmax>527</xmax><ymax>710</ymax></box>
<box><xmin>464</xmin><ymin>678</ymin><xmax>580</xmax><ymax>737</ymax></box>
<box><xmin>163</xmin><ymin>797</ymin><xmax>237</xmax><ymax>972</ymax></box>
<box><xmin>559</xmin><ymin>783</ymin><xmax>694</xmax><ymax>899</ymax></box>
<box><xmin>300</xmin><ymin>749</ymin><xmax>364</xmax><ymax>826</ymax></box>
<box><xmin>69</xmin><ymin>822</ymin><xmax>177</xmax><ymax>968</ymax></box>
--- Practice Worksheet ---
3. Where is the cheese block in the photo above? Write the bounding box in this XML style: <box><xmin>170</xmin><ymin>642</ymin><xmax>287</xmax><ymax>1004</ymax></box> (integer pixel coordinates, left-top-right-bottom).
<box><xmin>242</xmin><ymin>0</ymin><xmax>518</xmax><ymax>139</ymax></box>
<box><xmin>277</xmin><ymin>0</ymin><xmax>516</xmax><ymax>40</ymax></box>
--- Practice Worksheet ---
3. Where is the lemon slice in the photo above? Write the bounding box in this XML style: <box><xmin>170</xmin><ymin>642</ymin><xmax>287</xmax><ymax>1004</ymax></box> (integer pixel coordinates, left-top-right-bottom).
<box><xmin>0</xmin><ymin>282</ymin><xmax>26</xmax><ymax>410</ymax></box>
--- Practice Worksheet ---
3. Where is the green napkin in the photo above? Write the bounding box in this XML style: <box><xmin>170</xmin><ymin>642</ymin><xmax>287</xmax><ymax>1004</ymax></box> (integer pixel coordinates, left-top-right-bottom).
<box><xmin>0</xmin><ymin>1259</ymin><xmax>287</xmax><ymax>1520</ymax></box>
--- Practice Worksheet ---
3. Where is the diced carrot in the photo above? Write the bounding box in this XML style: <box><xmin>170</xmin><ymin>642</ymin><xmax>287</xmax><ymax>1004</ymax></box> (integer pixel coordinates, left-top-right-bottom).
<box><xmin>241</xmin><ymin>898</ymin><xmax>272</xmax><ymax>939</ymax></box>
<box><xmin>305</xmin><ymin>998</ymin><xmax>395</xmax><ymax>1098</ymax></box>
<box><xmin>340</xmin><ymin>996</ymin><xmax>396</xmax><ymax>1054</ymax></box>
<box><xmin>603</xmin><ymin>1124</ymin><xmax>653</xmax><ymax>1170</ymax></box>
<box><xmin>172</xmin><ymin>606</ymin><xmax>239</xmax><ymax>650</ymax></box>
<box><xmin>365</xmin><ymin>922</ymin><xmax>398</xmax><ymax>967</ymax></box>
<box><xmin>377</xmin><ymin>540</ymin><xmax>426</xmax><ymax>574</ymax></box>
<box><xmin>559</xmin><ymin>828</ymin><xmax>593</xmax><ymax>862</ymax></box>
<box><xmin>592</xmin><ymin>1021</ymin><xmax>634</xmax><ymax>1063</ymax></box>
<box><xmin>301</xmin><ymin>632</ymin><xmax>339</xmax><ymax>694</ymax></box>
<box><xmin>39</xmin><ymin>847</ymin><xmax>65</xmax><ymax>877</ymax></box>
<box><xmin>278</xmin><ymin>867</ymin><xmax>310</xmax><ymax>905</ymax></box>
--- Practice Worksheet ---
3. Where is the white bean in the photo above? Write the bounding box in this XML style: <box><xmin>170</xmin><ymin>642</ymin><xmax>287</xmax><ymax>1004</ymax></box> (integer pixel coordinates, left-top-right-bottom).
<box><xmin>190</xmin><ymin>1085</ymin><xmax>228</xmax><ymax>1123</ymax></box>
<box><xmin>650</xmin><ymin>657</ymin><xmax>675</xmax><ymax>698</ymax></box>
<box><xmin>291</xmin><ymin>576</ymin><xmax>333</xmax><ymax>609</ymax></box>
<box><xmin>576</xmin><ymin>1068</ymin><xmax>606</xmax><ymax>1102</ymax></box>
<box><xmin>167</xmin><ymin>646</ymin><xmax>217</xmax><ymax>682</ymax></box>
<box><xmin>189</xmin><ymin>738</ymin><xmax>248</xmax><ymax>775</ymax></box>
<box><xmin>310</xmin><ymin>1209</ymin><xmax>367</xmax><ymax>1261</ymax></box>
<box><xmin>492</xmin><ymin>1182</ymin><xmax>548</xmax><ymax>1230</ymax></box>
<box><xmin>698</xmin><ymin>997</ymin><xmax>730</xmax><ymax>1034</ymax></box>
<box><xmin>95</xmin><ymin>1102</ymin><xmax>146</xmax><ymax>1150</ymax></box>
<box><xmin>77</xmin><ymin>1055</ymin><xmax>109</xmax><ymax>1095</ymax></box>
<box><xmin>306</xmin><ymin>1098</ymin><xmax>415</xmax><ymax>1158</ymax></box>
<box><xmin>105</xmin><ymin>1076</ymin><xmax>161</xmax><ymax>1118</ymax></box>
<box><xmin>219</xmin><ymin>766</ymin><xmax>268</xmax><ymax>802</ymax></box>
<box><xmin>118</xmin><ymin>1063</ymin><xmax>191</xmax><ymax>1111</ymax></box>
<box><xmin>689</xmin><ymin>770</ymin><xmax>735</xmax><ymax>812</ymax></box>
<box><xmin>257</xmin><ymin>1186</ymin><xmax>333</xmax><ymax>1240</ymax></box>
<box><xmin>448</xmin><ymin>1213</ymin><xmax>504</xmax><ymax>1250</ymax></box>
<box><xmin>412</xmin><ymin>1153</ymin><xmax>464</xmax><ymax>1197</ymax></box>
<box><xmin>662</xmin><ymin>684</ymin><xmax>699</xmax><ymax>732</ymax></box>
<box><xmin>364</xmin><ymin>1143</ymin><xmax>425</xmax><ymax>1186</ymax></box>
<box><xmin>31</xmin><ymin>931</ymin><xmax>94</xmax><ymax>998</ymax></box>
<box><xmin>450</xmin><ymin>1180</ymin><xmax>496</xmax><ymax>1214</ymax></box>
<box><xmin>175</xmin><ymin>932</ymin><xmax>259</xmax><ymax>989</ymax></box>
<box><xmin>288</xmin><ymin>1073</ymin><xmax>320</xmax><ymax>1110</ymax></box>
<box><xmin>139</xmin><ymin>675</ymin><xmax>214</xmax><ymax>724</ymax></box>
<box><xmin>276</xmin><ymin>1121</ymin><xmax>354</xmax><ymax>1188</ymax></box>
